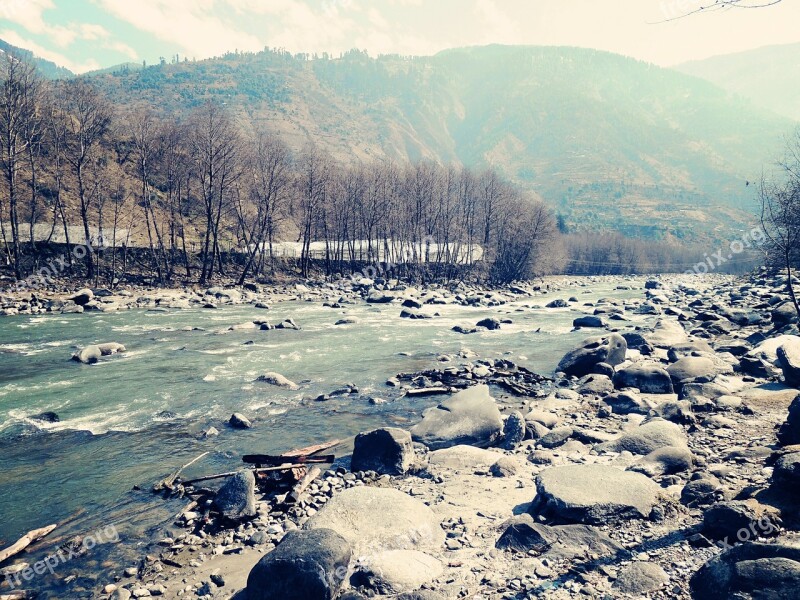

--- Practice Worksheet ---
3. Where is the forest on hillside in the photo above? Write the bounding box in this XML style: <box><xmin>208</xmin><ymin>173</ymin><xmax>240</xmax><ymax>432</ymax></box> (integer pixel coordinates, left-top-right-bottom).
<box><xmin>0</xmin><ymin>50</ymin><xmax>760</xmax><ymax>289</ymax></box>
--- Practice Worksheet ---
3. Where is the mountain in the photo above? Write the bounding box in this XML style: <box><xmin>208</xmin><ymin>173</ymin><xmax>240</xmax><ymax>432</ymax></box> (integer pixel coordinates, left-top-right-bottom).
<box><xmin>677</xmin><ymin>43</ymin><xmax>800</xmax><ymax>122</ymax></box>
<box><xmin>0</xmin><ymin>39</ymin><xmax>73</xmax><ymax>80</ymax></box>
<box><xmin>82</xmin><ymin>46</ymin><xmax>798</xmax><ymax>241</ymax></box>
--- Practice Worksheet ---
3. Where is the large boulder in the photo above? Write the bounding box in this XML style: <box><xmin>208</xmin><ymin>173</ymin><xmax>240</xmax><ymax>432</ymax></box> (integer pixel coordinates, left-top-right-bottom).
<box><xmin>773</xmin><ymin>302</ymin><xmax>799</xmax><ymax>327</ymax></box>
<box><xmin>410</xmin><ymin>385</ymin><xmax>503</xmax><ymax>450</ymax></box>
<box><xmin>351</xmin><ymin>550</ymin><xmax>443</xmax><ymax>595</ymax></box>
<box><xmin>646</xmin><ymin>319</ymin><xmax>689</xmax><ymax>348</ymax></box>
<box><xmin>666</xmin><ymin>355</ymin><xmax>732</xmax><ymax>385</ymax></box>
<box><xmin>556</xmin><ymin>334</ymin><xmax>627</xmax><ymax>377</ymax></box>
<box><xmin>690</xmin><ymin>542</ymin><xmax>800</xmax><ymax>600</ymax></box>
<box><xmin>500</xmin><ymin>411</ymin><xmax>526</xmax><ymax>450</ymax></box>
<box><xmin>71</xmin><ymin>345</ymin><xmax>102</xmax><ymax>364</ymax></box>
<box><xmin>778</xmin><ymin>395</ymin><xmax>800</xmax><ymax>446</ymax></box>
<box><xmin>97</xmin><ymin>342</ymin><xmax>126</xmax><ymax>356</ymax></box>
<box><xmin>246</xmin><ymin>528</ymin><xmax>352</xmax><ymax>600</ymax></box>
<box><xmin>530</xmin><ymin>464</ymin><xmax>661</xmax><ymax>525</ymax></box>
<box><xmin>598</xmin><ymin>418</ymin><xmax>687</xmax><ymax>455</ymax></box>
<box><xmin>304</xmin><ymin>486</ymin><xmax>444</xmax><ymax>552</ymax></box>
<box><xmin>214</xmin><ymin>470</ymin><xmax>257</xmax><ymax>521</ymax></box>
<box><xmin>702</xmin><ymin>500</ymin><xmax>781</xmax><ymax>542</ymax></box>
<box><xmin>613</xmin><ymin>364</ymin><xmax>674</xmax><ymax>394</ymax></box>
<box><xmin>778</xmin><ymin>338</ymin><xmax>800</xmax><ymax>388</ymax></box>
<box><xmin>351</xmin><ymin>428</ymin><xmax>414</xmax><ymax>476</ymax></box>
<box><xmin>68</xmin><ymin>288</ymin><xmax>94</xmax><ymax>306</ymax></box>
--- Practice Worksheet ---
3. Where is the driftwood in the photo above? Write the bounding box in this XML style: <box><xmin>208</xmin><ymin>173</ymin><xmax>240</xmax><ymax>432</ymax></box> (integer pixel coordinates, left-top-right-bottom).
<box><xmin>283</xmin><ymin>439</ymin><xmax>340</xmax><ymax>457</ymax></box>
<box><xmin>1</xmin><ymin>591</ymin><xmax>30</xmax><ymax>600</ymax></box>
<box><xmin>285</xmin><ymin>467</ymin><xmax>321</xmax><ymax>504</ymax></box>
<box><xmin>0</xmin><ymin>524</ymin><xmax>58</xmax><ymax>565</ymax></box>
<box><xmin>242</xmin><ymin>454</ymin><xmax>334</xmax><ymax>466</ymax></box>
<box><xmin>179</xmin><ymin>464</ymin><xmax>311</xmax><ymax>486</ymax></box>
<box><xmin>154</xmin><ymin>451</ymin><xmax>210</xmax><ymax>492</ymax></box>
<box><xmin>404</xmin><ymin>386</ymin><xmax>451</xmax><ymax>397</ymax></box>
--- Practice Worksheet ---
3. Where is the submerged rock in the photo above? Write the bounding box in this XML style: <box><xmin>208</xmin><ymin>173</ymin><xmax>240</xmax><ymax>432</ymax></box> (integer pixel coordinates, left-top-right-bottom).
<box><xmin>256</xmin><ymin>372</ymin><xmax>300</xmax><ymax>390</ymax></box>
<box><xmin>229</xmin><ymin>413</ymin><xmax>252</xmax><ymax>429</ymax></box>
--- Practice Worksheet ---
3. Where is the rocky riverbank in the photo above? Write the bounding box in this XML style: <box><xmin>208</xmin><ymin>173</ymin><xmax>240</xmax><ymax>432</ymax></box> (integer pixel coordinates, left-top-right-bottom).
<box><xmin>3</xmin><ymin>271</ymin><xmax>800</xmax><ymax>599</ymax></box>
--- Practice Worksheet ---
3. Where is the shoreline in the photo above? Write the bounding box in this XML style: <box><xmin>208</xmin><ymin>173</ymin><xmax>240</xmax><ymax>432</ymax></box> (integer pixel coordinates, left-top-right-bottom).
<box><xmin>2</xmin><ymin>271</ymin><xmax>799</xmax><ymax>599</ymax></box>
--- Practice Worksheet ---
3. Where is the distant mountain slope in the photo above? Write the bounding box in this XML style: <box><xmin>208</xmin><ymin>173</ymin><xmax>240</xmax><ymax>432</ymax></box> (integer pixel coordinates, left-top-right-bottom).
<box><xmin>83</xmin><ymin>46</ymin><xmax>797</xmax><ymax>241</ymax></box>
<box><xmin>0</xmin><ymin>38</ymin><xmax>73</xmax><ymax>79</ymax></box>
<box><xmin>677</xmin><ymin>43</ymin><xmax>800</xmax><ymax>122</ymax></box>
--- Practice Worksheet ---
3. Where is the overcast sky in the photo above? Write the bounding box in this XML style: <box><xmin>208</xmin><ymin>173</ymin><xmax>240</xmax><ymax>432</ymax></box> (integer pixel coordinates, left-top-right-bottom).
<box><xmin>1</xmin><ymin>0</ymin><xmax>798</xmax><ymax>74</ymax></box>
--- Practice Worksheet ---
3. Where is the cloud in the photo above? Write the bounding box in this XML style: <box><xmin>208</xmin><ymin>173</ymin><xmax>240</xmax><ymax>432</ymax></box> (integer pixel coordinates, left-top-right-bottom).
<box><xmin>94</xmin><ymin>0</ymin><xmax>263</xmax><ymax>58</ymax></box>
<box><xmin>0</xmin><ymin>29</ymin><xmax>100</xmax><ymax>72</ymax></box>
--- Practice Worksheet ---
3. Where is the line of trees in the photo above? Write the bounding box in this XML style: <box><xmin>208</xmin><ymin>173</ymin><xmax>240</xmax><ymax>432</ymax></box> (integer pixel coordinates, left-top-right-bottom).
<box><xmin>0</xmin><ymin>50</ymin><xmax>561</xmax><ymax>287</ymax></box>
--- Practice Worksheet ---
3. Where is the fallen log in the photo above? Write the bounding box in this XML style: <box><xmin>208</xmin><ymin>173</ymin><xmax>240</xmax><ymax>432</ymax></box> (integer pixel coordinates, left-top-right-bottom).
<box><xmin>241</xmin><ymin>454</ymin><xmax>334</xmax><ymax>466</ymax></box>
<box><xmin>285</xmin><ymin>467</ymin><xmax>321</xmax><ymax>505</ymax></box>
<box><xmin>1</xmin><ymin>591</ymin><xmax>30</xmax><ymax>600</ymax></box>
<box><xmin>282</xmin><ymin>439</ymin><xmax>340</xmax><ymax>457</ymax></box>
<box><xmin>179</xmin><ymin>464</ymin><xmax>308</xmax><ymax>486</ymax></box>
<box><xmin>0</xmin><ymin>524</ymin><xmax>58</xmax><ymax>565</ymax></box>
<box><xmin>403</xmin><ymin>386</ymin><xmax>451</xmax><ymax>397</ymax></box>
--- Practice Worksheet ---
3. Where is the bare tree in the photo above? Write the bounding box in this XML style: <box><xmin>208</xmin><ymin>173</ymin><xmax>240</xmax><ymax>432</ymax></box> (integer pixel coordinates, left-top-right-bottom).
<box><xmin>0</xmin><ymin>51</ymin><xmax>41</xmax><ymax>279</ymax></box>
<box><xmin>760</xmin><ymin>131</ymin><xmax>800</xmax><ymax>321</ymax></box>
<box><xmin>236</xmin><ymin>129</ymin><xmax>291</xmax><ymax>284</ymax></box>
<box><xmin>62</xmin><ymin>78</ymin><xmax>112</xmax><ymax>280</ymax></box>
<box><xmin>188</xmin><ymin>101</ymin><xmax>241</xmax><ymax>285</ymax></box>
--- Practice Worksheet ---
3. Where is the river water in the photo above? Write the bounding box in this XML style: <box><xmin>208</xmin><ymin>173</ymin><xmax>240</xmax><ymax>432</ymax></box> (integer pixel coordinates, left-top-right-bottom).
<box><xmin>0</xmin><ymin>277</ymin><xmax>654</xmax><ymax>596</ymax></box>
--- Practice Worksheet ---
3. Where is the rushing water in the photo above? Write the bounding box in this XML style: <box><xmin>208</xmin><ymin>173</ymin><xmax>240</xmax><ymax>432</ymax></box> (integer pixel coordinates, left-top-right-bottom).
<box><xmin>0</xmin><ymin>277</ymin><xmax>653</xmax><ymax>596</ymax></box>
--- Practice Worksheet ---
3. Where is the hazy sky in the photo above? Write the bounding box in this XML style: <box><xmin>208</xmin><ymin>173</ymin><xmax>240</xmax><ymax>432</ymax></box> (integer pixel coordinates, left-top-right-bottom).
<box><xmin>1</xmin><ymin>0</ymin><xmax>798</xmax><ymax>73</ymax></box>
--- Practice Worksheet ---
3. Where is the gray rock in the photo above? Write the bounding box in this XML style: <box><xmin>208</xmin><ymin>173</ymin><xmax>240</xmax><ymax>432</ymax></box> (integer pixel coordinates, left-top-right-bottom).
<box><xmin>410</xmin><ymin>385</ymin><xmax>503</xmax><ymax>450</ymax></box>
<box><xmin>530</xmin><ymin>464</ymin><xmax>661</xmax><ymax>524</ymax></box>
<box><xmin>304</xmin><ymin>486</ymin><xmax>444</xmax><ymax>552</ymax></box>
<box><xmin>681</xmin><ymin>475</ymin><xmax>723</xmax><ymax>507</ymax></box>
<box><xmin>702</xmin><ymin>500</ymin><xmax>781</xmax><ymax>542</ymax></box>
<box><xmin>229</xmin><ymin>413</ymin><xmax>252</xmax><ymax>429</ymax></box>
<box><xmin>256</xmin><ymin>372</ymin><xmax>300</xmax><ymax>390</ymax></box>
<box><xmin>556</xmin><ymin>334</ymin><xmax>627</xmax><ymax>377</ymax></box>
<box><xmin>578</xmin><ymin>373</ymin><xmax>614</xmax><ymax>396</ymax></box>
<box><xmin>539</xmin><ymin>426</ymin><xmax>574</xmax><ymax>449</ymax></box>
<box><xmin>629</xmin><ymin>445</ymin><xmax>694</xmax><ymax>477</ymax></box>
<box><xmin>773</xmin><ymin>302</ymin><xmax>799</xmax><ymax>326</ymax></box>
<box><xmin>69</xmin><ymin>288</ymin><xmax>94</xmax><ymax>306</ymax></box>
<box><xmin>351</xmin><ymin>550</ymin><xmax>442</xmax><ymax>594</ymax></box>
<box><xmin>246</xmin><ymin>528</ymin><xmax>351</xmax><ymax>600</ymax></box>
<box><xmin>546</xmin><ymin>299</ymin><xmax>569</xmax><ymax>308</ymax></box>
<box><xmin>351</xmin><ymin>427</ymin><xmax>414</xmax><ymax>476</ymax></box>
<box><xmin>603</xmin><ymin>391</ymin><xmax>650</xmax><ymax>415</ymax></box>
<box><xmin>599</xmin><ymin>418</ymin><xmax>687</xmax><ymax>455</ymax></box>
<box><xmin>495</xmin><ymin>513</ymin><xmax>622</xmax><ymax>559</ymax></box>
<box><xmin>778</xmin><ymin>338</ymin><xmax>800</xmax><ymax>388</ymax></box>
<box><xmin>71</xmin><ymin>345</ymin><xmax>102</xmax><ymax>364</ymax></box>
<box><xmin>690</xmin><ymin>542</ymin><xmax>800</xmax><ymax>600</ymax></box>
<box><xmin>476</xmin><ymin>317</ymin><xmax>501</xmax><ymax>330</ymax></box>
<box><xmin>613</xmin><ymin>364</ymin><xmax>674</xmax><ymax>394</ymax></box>
<box><xmin>667</xmin><ymin>355</ymin><xmax>730</xmax><ymax>384</ymax></box>
<box><xmin>214</xmin><ymin>470</ymin><xmax>256</xmax><ymax>521</ymax></box>
<box><xmin>500</xmin><ymin>411</ymin><xmax>526</xmax><ymax>450</ymax></box>
<box><xmin>490</xmin><ymin>456</ymin><xmax>519</xmax><ymax>477</ymax></box>
<box><xmin>97</xmin><ymin>342</ymin><xmax>126</xmax><ymax>355</ymax></box>
<box><xmin>573</xmin><ymin>315</ymin><xmax>604</xmax><ymax>328</ymax></box>
<box><xmin>772</xmin><ymin>451</ymin><xmax>800</xmax><ymax>496</ymax></box>
<box><xmin>778</xmin><ymin>395</ymin><xmax>800</xmax><ymax>446</ymax></box>
<box><xmin>613</xmin><ymin>562</ymin><xmax>669</xmax><ymax>595</ymax></box>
